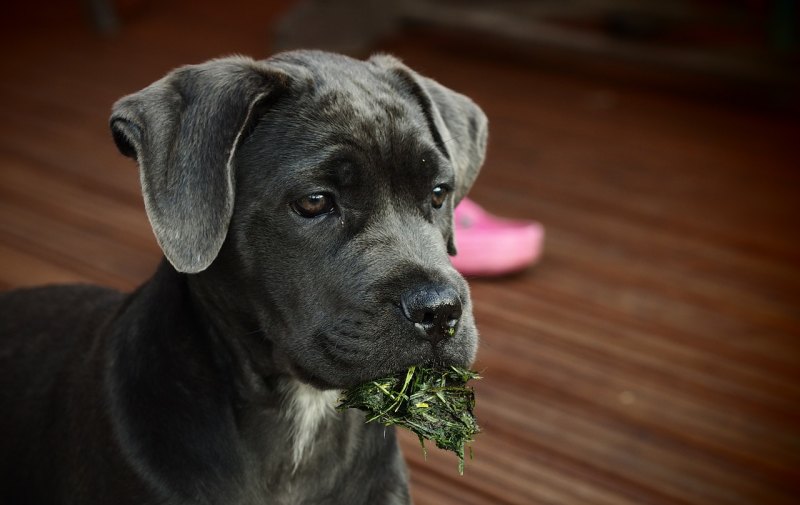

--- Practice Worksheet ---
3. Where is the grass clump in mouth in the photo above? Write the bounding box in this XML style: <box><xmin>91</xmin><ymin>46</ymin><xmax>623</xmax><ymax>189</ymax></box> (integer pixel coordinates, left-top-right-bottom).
<box><xmin>337</xmin><ymin>365</ymin><xmax>481</xmax><ymax>474</ymax></box>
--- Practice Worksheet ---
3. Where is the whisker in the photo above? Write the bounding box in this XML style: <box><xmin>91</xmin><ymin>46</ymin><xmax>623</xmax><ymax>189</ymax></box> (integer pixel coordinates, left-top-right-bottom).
<box><xmin>440</xmin><ymin>133</ymin><xmax>465</xmax><ymax>147</ymax></box>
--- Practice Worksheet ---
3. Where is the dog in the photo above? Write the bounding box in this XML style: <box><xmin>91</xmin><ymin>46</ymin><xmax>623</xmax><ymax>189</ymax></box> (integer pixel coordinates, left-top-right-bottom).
<box><xmin>0</xmin><ymin>50</ymin><xmax>487</xmax><ymax>504</ymax></box>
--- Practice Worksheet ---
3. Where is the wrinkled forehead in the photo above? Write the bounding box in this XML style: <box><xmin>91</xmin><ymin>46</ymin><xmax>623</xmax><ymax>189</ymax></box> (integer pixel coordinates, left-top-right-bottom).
<box><xmin>277</xmin><ymin>53</ymin><xmax>416</xmax><ymax>116</ymax></box>
<box><xmin>239</xmin><ymin>55</ymin><xmax>451</xmax><ymax>195</ymax></box>
<box><xmin>270</xmin><ymin>73</ymin><xmax>443</xmax><ymax>169</ymax></box>
<box><xmin>309</xmin><ymin>71</ymin><xmax>427</xmax><ymax>148</ymax></box>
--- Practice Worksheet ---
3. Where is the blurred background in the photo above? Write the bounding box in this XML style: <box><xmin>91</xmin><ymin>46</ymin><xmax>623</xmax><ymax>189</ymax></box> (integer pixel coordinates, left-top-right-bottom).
<box><xmin>1</xmin><ymin>1</ymin><xmax>798</xmax><ymax>504</ymax></box>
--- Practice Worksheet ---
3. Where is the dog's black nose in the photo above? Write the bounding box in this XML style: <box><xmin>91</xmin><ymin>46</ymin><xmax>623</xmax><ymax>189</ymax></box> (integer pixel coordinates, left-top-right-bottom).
<box><xmin>400</xmin><ymin>284</ymin><xmax>462</xmax><ymax>343</ymax></box>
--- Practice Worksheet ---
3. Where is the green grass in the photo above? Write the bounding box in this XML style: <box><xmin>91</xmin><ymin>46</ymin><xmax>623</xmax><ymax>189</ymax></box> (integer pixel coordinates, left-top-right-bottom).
<box><xmin>337</xmin><ymin>365</ymin><xmax>481</xmax><ymax>474</ymax></box>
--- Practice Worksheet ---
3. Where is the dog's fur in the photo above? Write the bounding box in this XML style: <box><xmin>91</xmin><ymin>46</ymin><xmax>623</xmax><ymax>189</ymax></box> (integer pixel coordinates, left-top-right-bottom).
<box><xmin>0</xmin><ymin>50</ymin><xmax>487</xmax><ymax>504</ymax></box>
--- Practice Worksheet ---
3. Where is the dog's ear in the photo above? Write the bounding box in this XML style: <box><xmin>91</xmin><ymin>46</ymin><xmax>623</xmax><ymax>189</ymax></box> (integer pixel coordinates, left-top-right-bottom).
<box><xmin>370</xmin><ymin>54</ymin><xmax>488</xmax><ymax>205</ymax></box>
<box><xmin>371</xmin><ymin>54</ymin><xmax>488</xmax><ymax>255</ymax></box>
<box><xmin>110</xmin><ymin>57</ymin><xmax>289</xmax><ymax>273</ymax></box>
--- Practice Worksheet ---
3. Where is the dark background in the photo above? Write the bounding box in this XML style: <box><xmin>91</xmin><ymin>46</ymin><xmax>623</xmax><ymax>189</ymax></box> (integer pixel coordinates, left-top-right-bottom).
<box><xmin>1</xmin><ymin>1</ymin><xmax>798</xmax><ymax>504</ymax></box>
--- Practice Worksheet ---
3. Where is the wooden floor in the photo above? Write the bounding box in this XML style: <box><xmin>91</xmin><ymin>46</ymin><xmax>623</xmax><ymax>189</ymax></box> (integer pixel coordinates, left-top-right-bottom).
<box><xmin>1</xmin><ymin>2</ymin><xmax>799</xmax><ymax>504</ymax></box>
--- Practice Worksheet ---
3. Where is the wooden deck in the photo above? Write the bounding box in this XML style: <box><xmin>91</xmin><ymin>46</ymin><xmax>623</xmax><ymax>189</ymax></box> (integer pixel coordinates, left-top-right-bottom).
<box><xmin>1</xmin><ymin>2</ymin><xmax>798</xmax><ymax>504</ymax></box>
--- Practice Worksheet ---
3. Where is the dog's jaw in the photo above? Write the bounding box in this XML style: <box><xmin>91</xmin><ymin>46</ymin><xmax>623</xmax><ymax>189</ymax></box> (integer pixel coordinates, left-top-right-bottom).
<box><xmin>280</xmin><ymin>380</ymin><xmax>340</xmax><ymax>471</ymax></box>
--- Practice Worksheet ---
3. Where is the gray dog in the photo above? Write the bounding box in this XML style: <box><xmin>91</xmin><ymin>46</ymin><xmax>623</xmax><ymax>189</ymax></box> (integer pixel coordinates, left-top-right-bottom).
<box><xmin>0</xmin><ymin>50</ymin><xmax>487</xmax><ymax>504</ymax></box>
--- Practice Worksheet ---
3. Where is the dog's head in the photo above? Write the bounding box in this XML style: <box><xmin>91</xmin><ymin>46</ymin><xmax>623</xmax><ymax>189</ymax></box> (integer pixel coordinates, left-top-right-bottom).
<box><xmin>110</xmin><ymin>51</ymin><xmax>488</xmax><ymax>389</ymax></box>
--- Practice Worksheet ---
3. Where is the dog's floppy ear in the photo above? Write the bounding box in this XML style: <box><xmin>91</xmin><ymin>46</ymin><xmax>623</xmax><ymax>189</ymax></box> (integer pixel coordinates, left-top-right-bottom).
<box><xmin>110</xmin><ymin>57</ymin><xmax>288</xmax><ymax>273</ymax></box>
<box><xmin>371</xmin><ymin>54</ymin><xmax>488</xmax><ymax>205</ymax></box>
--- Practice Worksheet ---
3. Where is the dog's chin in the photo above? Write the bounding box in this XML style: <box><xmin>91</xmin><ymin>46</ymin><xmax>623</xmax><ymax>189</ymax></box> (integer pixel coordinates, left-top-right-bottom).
<box><xmin>287</xmin><ymin>338</ymin><xmax>477</xmax><ymax>391</ymax></box>
<box><xmin>288</xmin><ymin>365</ymin><xmax>341</xmax><ymax>391</ymax></box>
<box><xmin>364</xmin><ymin>357</ymin><xmax>472</xmax><ymax>385</ymax></box>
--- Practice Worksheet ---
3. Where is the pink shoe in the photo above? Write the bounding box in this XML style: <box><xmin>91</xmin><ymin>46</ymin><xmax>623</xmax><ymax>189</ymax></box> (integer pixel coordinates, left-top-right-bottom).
<box><xmin>451</xmin><ymin>198</ymin><xmax>544</xmax><ymax>277</ymax></box>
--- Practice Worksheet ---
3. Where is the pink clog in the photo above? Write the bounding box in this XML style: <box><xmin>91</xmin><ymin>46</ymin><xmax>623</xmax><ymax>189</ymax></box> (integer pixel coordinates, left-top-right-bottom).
<box><xmin>451</xmin><ymin>198</ymin><xmax>544</xmax><ymax>277</ymax></box>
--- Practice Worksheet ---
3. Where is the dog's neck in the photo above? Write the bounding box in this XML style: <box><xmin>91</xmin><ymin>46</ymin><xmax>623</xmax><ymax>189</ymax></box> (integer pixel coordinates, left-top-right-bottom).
<box><xmin>104</xmin><ymin>259</ymin><xmax>408</xmax><ymax>503</ymax></box>
<box><xmin>182</xmin><ymin>258</ymin><xmax>342</xmax><ymax>463</ymax></box>
<box><xmin>123</xmin><ymin>261</ymin><xmax>339</xmax><ymax>459</ymax></box>
<box><xmin>185</xmin><ymin>258</ymin><xmax>287</xmax><ymax>394</ymax></box>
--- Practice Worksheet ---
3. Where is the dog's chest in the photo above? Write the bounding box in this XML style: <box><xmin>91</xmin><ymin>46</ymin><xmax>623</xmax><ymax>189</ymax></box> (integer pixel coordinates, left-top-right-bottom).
<box><xmin>281</xmin><ymin>380</ymin><xmax>340</xmax><ymax>469</ymax></box>
<box><xmin>235</xmin><ymin>381</ymin><xmax>410</xmax><ymax>504</ymax></box>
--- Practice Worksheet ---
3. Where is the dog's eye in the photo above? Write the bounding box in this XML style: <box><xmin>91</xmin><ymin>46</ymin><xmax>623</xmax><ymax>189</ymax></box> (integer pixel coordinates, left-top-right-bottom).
<box><xmin>431</xmin><ymin>185</ymin><xmax>449</xmax><ymax>209</ymax></box>
<box><xmin>292</xmin><ymin>193</ymin><xmax>336</xmax><ymax>218</ymax></box>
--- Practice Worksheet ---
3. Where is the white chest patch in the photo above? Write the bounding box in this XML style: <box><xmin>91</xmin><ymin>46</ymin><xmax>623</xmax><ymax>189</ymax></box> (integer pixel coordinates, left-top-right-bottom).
<box><xmin>281</xmin><ymin>380</ymin><xmax>340</xmax><ymax>471</ymax></box>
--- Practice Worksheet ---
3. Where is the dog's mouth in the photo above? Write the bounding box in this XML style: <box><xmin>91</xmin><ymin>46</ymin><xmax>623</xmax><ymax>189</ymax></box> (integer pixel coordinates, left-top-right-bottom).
<box><xmin>290</xmin><ymin>357</ymin><xmax>465</xmax><ymax>391</ymax></box>
<box><xmin>274</xmin><ymin>291</ymin><xmax>477</xmax><ymax>391</ymax></box>
<box><xmin>287</xmin><ymin>325</ymin><xmax>477</xmax><ymax>391</ymax></box>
